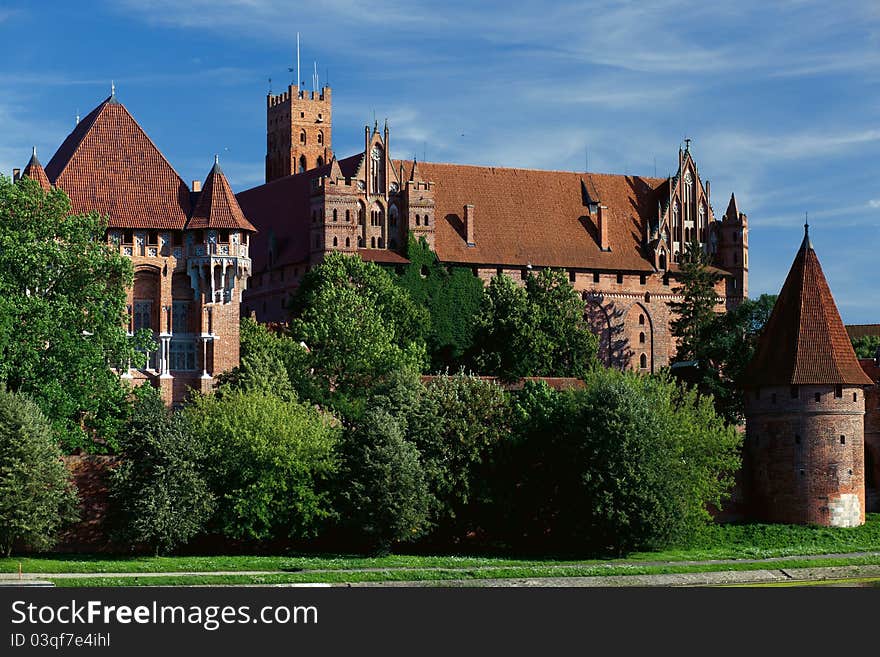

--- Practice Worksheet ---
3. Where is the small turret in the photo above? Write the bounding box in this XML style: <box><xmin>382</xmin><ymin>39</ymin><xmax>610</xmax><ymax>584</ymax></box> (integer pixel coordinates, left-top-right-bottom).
<box><xmin>21</xmin><ymin>146</ymin><xmax>51</xmax><ymax>191</ymax></box>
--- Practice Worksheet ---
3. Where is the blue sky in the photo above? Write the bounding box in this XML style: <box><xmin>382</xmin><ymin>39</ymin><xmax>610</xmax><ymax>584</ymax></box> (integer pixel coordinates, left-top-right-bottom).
<box><xmin>2</xmin><ymin>1</ymin><xmax>879</xmax><ymax>322</ymax></box>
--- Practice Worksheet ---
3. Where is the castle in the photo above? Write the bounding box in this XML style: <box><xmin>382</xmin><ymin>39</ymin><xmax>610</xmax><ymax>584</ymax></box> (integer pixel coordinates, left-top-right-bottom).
<box><xmin>14</xmin><ymin>90</ymin><xmax>255</xmax><ymax>406</ymax></box>
<box><xmin>239</xmin><ymin>83</ymin><xmax>750</xmax><ymax>374</ymax></box>
<box><xmin>17</xmin><ymin>82</ymin><xmax>876</xmax><ymax>528</ymax></box>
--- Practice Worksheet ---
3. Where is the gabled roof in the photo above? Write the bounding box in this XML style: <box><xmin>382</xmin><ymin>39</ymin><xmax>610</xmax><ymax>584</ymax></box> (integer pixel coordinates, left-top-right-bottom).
<box><xmin>45</xmin><ymin>96</ymin><xmax>191</xmax><ymax>230</ymax></box>
<box><xmin>744</xmin><ymin>227</ymin><xmax>872</xmax><ymax>386</ymax></box>
<box><xmin>22</xmin><ymin>147</ymin><xmax>51</xmax><ymax>191</ymax></box>
<box><xmin>187</xmin><ymin>158</ymin><xmax>256</xmax><ymax>232</ymax></box>
<box><xmin>410</xmin><ymin>162</ymin><xmax>666</xmax><ymax>271</ymax></box>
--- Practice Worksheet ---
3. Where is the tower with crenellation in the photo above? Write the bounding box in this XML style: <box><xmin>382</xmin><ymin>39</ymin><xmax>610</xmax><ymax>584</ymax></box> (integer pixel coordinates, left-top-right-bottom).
<box><xmin>266</xmin><ymin>84</ymin><xmax>332</xmax><ymax>182</ymax></box>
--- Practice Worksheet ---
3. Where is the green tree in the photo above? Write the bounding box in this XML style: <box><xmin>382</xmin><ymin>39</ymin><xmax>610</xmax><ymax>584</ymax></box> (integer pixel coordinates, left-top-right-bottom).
<box><xmin>109</xmin><ymin>387</ymin><xmax>214</xmax><ymax>555</ymax></box>
<box><xmin>505</xmin><ymin>370</ymin><xmax>741</xmax><ymax>554</ymax></box>
<box><xmin>470</xmin><ymin>269</ymin><xmax>597</xmax><ymax>380</ymax></box>
<box><xmin>0</xmin><ymin>387</ymin><xmax>78</xmax><ymax>556</ymax></box>
<box><xmin>0</xmin><ymin>175</ymin><xmax>145</xmax><ymax>451</ymax></box>
<box><xmin>670</xmin><ymin>240</ymin><xmax>724</xmax><ymax>363</ymax></box>
<box><xmin>852</xmin><ymin>335</ymin><xmax>880</xmax><ymax>359</ymax></box>
<box><xmin>215</xmin><ymin>317</ymin><xmax>313</xmax><ymax>402</ymax></box>
<box><xmin>186</xmin><ymin>390</ymin><xmax>339</xmax><ymax>542</ymax></box>
<box><xmin>289</xmin><ymin>252</ymin><xmax>429</xmax><ymax>401</ymax></box>
<box><xmin>335</xmin><ymin>407</ymin><xmax>431</xmax><ymax>552</ymax></box>
<box><xmin>402</xmin><ymin>373</ymin><xmax>511</xmax><ymax>532</ymax></box>
<box><xmin>396</xmin><ymin>235</ymin><xmax>484</xmax><ymax>368</ymax></box>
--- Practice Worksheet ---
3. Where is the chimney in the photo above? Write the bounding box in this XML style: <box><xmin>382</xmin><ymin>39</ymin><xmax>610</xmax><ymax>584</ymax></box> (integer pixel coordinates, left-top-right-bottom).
<box><xmin>192</xmin><ymin>180</ymin><xmax>202</xmax><ymax>193</ymax></box>
<box><xmin>464</xmin><ymin>204</ymin><xmax>475</xmax><ymax>246</ymax></box>
<box><xmin>12</xmin><ymin>168</ymin><xmax>20</xmax><ymax>183</ymax></box>
<box><xmin>597</xmin><ymin>205</ymin><xmax>610</xmax><ymax>251</ymax></box>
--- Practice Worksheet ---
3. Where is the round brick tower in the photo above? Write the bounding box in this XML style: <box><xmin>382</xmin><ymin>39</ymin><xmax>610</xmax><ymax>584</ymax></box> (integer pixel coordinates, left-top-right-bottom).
<box><xmin>742</xmin><ymin>224</ymin><xmax>872</xmax><ymax>527</ymax></box>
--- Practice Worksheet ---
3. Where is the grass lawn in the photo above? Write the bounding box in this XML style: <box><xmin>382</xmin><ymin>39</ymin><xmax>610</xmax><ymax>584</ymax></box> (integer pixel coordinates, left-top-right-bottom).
<box><xmin>4</xmin><ymin>514</ymin><xmax>880</xmax><ymax>585</ymax></box>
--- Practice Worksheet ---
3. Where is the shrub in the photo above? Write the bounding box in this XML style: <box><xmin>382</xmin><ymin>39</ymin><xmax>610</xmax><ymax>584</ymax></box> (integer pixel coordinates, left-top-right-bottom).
<box><xmin>187</xmin><ymin>390</ymin><xmax>339</xmax><ymax>543</ymax></box>
<box><xmin>0</xmin><ymin>387</ymin><xmax>78</xmax><ymax>556</ymax></box>
<box><xmin>507</xmin><ymin>370</ymin><xmax>742</xmax><ymax>554</ymax></box>
<box><xmin>109</xmin><ymin>387</ymin><xmax>214</xmax><ymax>555</ymax></box>
<box><xmin>335</xmin><ymin>407</ymin><xmax>431</xmax><ymax>552</ymax></box>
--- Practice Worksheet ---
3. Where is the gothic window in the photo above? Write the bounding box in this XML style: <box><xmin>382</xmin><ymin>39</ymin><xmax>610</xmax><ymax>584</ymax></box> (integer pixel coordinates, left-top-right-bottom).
<box><xmin>699</xmin><ymin>204</ymin><xmax>706</xmax><ymax>241</ymax></box>
<box><xmin>299</xmin><ymin>155</ymin><xmax>306</xmax><ymax>173</ymax></box>
<box><xmin>640</xmin><ymin>354</ymin><xmax>647</xmax><ymax>369</ymax></box>
<box><xmin>424</xmin><ymin>213</ymin><xmax>430</xmax><ymax>226</ymax></box>
<box><xmin>672</xmin><ymin>201</ymin><xmax>680</xmax><ymax>232</ymax></box>
<box><xmin>300</xmin><ymin>130</ymin><xmax>307</xmax><ymax>145</ymax></box>
<box><xmin>133</xmin><ymin>301</ymin><xmax>152</xmax><ymax>332</ymax></box>
<box><xmin>345</xmin><ymin>237</ymin><xmax>350</xmax><ymax>247</ymax></box>
<box><xmin>345</xmin><ymin>209</ymin><xmax>351</xmax><ymax>223</ymax></box>
<box><xmin>171</xmin><ymin>301</ymin><xmax>189</xmax><ymax>334</ymax></box>
<box><xmin>169</xmin><ymin>339</ymin><xmax>197</xmax><ymax>371</ymax></box>
<box><xmin>316</xmin><ymin>156</ymin><xmax>324</xmax><ymax>167</ymax></box>
<box><xmin>333</xmin><ymin>236</ymin><xmax>338</xmax><ymax>247</ymax></box>
<box><xmin>371</xmin><ymin>236</ymin><xmax>376</xmax><ymax>248</ymax></box>
<box><xmin>639</xmin><ymin>314</ymin><xmax>645</xmax><ymax>325</ymax></box>
<box><xmin>416</xmin><ymin>214</ymin><xmax>421</xmax><ymax>226</ymax></box>
<box><xmin>333</xmin><ymin>209</ymin><xmax>338</xmax><ymax>222</ymax></box>
<box><xmin>317</xmin><ymin>130</ymin><xmax>324</xmax><ymax>145</ymax></box>
<box><xmin>370</xmin><ymin>146</ymin><xmax>384</xmax><ymax>194</ymax></box>
<box><xmin>358</xmin><ymin>203</ymin><xmax>366</xmax><ymax>225</ymax></box>
<box><xmin>639</xmin><ymin>332</ymin><xmax>646</xmax><ymax>344</ymax></box>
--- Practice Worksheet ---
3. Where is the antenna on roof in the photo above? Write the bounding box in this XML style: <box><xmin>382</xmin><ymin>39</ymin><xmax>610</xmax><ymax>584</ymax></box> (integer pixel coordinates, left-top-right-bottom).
<box><xmin>313</xmin><ymin>61</ymin><xmax>318</xmax><ymax>93</ymax></box>
<box><xmin>111</xmin><ymin>80</ymin><xmax>115</xmax><ymax>97</ymax></box>
<box><xmin>297</xmin><ymin>32</ymin><xmax>301</xmax><ymax>89</ymax></box>
<box><xmin>268</xmin><ymin>77</ymin><xmax>272</xmax><ymax>94</ymax></box>
<box><xmin>75</xmin><ymin>109</ymin><xmax>80</xmax><ymax>125</ymax></box>
<box><xmin>215</xmin><ymin>153</ymin><xmax>219</xmax><ymax>166</ymax></box>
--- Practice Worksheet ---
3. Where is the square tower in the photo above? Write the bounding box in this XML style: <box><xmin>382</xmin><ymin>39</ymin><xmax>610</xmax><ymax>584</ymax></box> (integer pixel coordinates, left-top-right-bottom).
<box><xmin>266</xmin><ymin>84</ymin><xmax>332</xmax><ymax>182</ymax></box>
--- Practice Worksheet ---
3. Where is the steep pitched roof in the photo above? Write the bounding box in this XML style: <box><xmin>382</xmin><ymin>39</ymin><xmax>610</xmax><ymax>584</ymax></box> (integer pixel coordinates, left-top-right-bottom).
<box><xmin>411</xmin><ymin>162</ymin><xmax>666</xmax><ymax>271</ymax></box>
<box><xmin>744</xmin><ymin>228</ymin><xmax>872</xmax><ymax>386</ymax></box>
<box><xmin>45</xmin><ymin>97</ymin><xmax>191</xmax><ymax>230</ymax></box>
<box><xmin>725</xmin><ymin>193</ymin><xmax>740</xmax><ymax>220</ymax></box>
<box><xmin>187</xmin><ymin>158</ymin><xmax>256</xmax><ymax>231</ymax></box>
<box><xmin>22</xmin><ymin>147</ymin><xmax>51</xmax><ymax>191</ymax></box>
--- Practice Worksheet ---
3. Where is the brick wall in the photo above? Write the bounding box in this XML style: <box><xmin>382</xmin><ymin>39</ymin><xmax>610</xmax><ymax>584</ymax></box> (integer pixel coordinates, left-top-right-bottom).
<box><xmin>744</xmin><ymin>384</ymin><xmax>866</xmax><ymax>527</ymax></box>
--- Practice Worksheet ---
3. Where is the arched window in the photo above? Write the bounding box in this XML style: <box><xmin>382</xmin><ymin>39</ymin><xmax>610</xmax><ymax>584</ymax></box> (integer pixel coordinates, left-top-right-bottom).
<box><xmin>316</xmin><ymin>156</ymin><xmax>324</xmax><ymax>167</ymax></box>
<box><xmin>424</xmin><ymin>213</ymin><xmax>430</xmax><ymax>226</ymax></box>
<box><xmin>345</xmin><ymin>209</ymin><xmax>351</xmax><ymax>223</ymax></box>
<box><xmin>698</xmin><ymin>204</ymin><xmax>706</xmax><ymax>241</ymax></box>
<box><xmin>300</xmin><ymin>130</ymin><xmax>307</xmax><ymax>146</ymax></box>
<box><xmin>640</xmin><ymin>353</ymin><xmax>647</xmax><ymax>369</ymax></box>
<box><xmin>672</xmin><ymin>201</ymin><xmax>679</xmax><ymax>228</ymax></box>
<box><xmin>371</xmin><ymin>236</ymin><xmax>376</xmax><ymax>248</ymax></box>
<box><xmin>298</xmin><ymin>155</ymin><xmax>307</xmax><ymax>174</ymax></box>
<box><xmin>345</xmin><ymin>237</ymin><xmax>350</xmax><ymax>247</ymax></box>
<box><xmin>639</xmin><ymin>314</ymin><xmax>645</xmax><ymax>325</ymax></box>
<box><xmin>370</xmin><ymin>145</ymin><xmax>384</xmax><ymax>194</ymax></box>
<box><xmin>332</xmin><ymin>236</ymin><xmax>338</xmax><ymax>247</ymax></box>
<box><xmin>317</xmin><ymin>130</ymin><xmax>324</xmax><ymax>145</ymax></box>
<box><xmin>332</xmin><ymin>209</ymin><xmax>337</xmax><ymax>222</ymax></box>
<box><xmin>358</xmin><ymin>203</ymin><xmax>365</xmax><ymax>225</ymax></box>
<box><xmin>358</xmin><ymin>236</ymin><xmax>364</xmax><ymax>247</ymax></box>
<box><xmin>416</xmin><ymin>214</ymin><xmax>421</xmax><ymax>226</ymax></box>
<box><xmin>639</xmin><ymin>332</ymin><xmax>646</xmax><ymax>344</ymax></box>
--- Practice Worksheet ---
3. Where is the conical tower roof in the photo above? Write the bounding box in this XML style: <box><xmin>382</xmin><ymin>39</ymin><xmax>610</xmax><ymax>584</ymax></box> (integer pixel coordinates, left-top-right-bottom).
<box><xmin>187</xmin><ymin>156</ymin><xmax>256</xmax><ymax>232</ymax></box>
<box><xmin>744</xmin><ymin>225</ymin><xmax>871</xmax><ymax>386</ymax></box>
<box><xmin>22</xmin><ymin>146</ymin><xmax>51</xmax><ymax>191</ymax></box>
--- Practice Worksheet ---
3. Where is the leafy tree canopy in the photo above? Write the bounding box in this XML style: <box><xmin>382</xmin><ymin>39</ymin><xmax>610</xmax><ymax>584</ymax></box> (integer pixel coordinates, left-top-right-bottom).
<box><xmin>469</xmin><ymin>269</ymin><xmax>597</xmax><ymax>381</ymax></box>
<box><xmin>109</xmin><ymin>386</ymin><xmax>214</xmax><ymax>555</ymax></box>
<box><xmin>0</xmin><ymin>387</ymin><xmax>78</xmax><ymax>556</ymax></box>
<box><xmin>852</xmin><ymin>334</ymin><xmax>880</xmax><ymax>359</ymax></box>
<box><xmin>186</xmin><ymin>389</ymin><xmax>339</xmax><ymax>543</ymax></box>
<box><xmin>0</xmin><ymin>176</ymin><xmax>145</xmax><ymax>451</ymax></box>
<box><xmin>289</xmin><ymin>252</ymin><xmax>429</xmax><ymax>401</ymax></box>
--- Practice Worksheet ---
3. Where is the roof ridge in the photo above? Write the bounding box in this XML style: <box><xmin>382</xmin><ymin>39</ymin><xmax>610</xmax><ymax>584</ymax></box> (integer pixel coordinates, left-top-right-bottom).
<box><xmin>45</xmin><ymin>99</ymin><xmax>109</xmax><ymax>181</ymax></box>
<box><xmin>401</xmin><ymin>159</ymin><xmax>667</xmax><ymax>182</ymax></box>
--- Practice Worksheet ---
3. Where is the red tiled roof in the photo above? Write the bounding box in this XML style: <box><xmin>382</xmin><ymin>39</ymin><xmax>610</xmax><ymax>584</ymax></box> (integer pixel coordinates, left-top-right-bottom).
<box><xmin>357</xmin><ymin>248</ymin><xmax>409</xmax><ymax>264</ymax></box>
<box><xmin>187</xmin><ymin>159</ymin><xmax>256</xmax><ymax>232</ymax></box>
<box><xmin>404</xmin><ymin>162</ymin><xmax>666</xmax><ymax>271</ymax></box>
<box><xmin>237</xmin><ymin>154</ymin><xmax>362</xmax><ymax>272</ymax></box>
<box><xmin>744</xmin><ymin>231</ymin><xmax>872</xmax><ymax>386</ymax></box>
<box><xmin>846</xmin><ymin>324</ymin><xmax>880</xmax><ymax>340</ymax></box>
<box><xmin>45</xmin><ymin>97</ymin><xmax>191</xmax><ymax>230</ymax></box>
<box><xmin>21</xmin><ymin>148</ymin><xmax>51</xmax><ymax>191</ymax></box>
